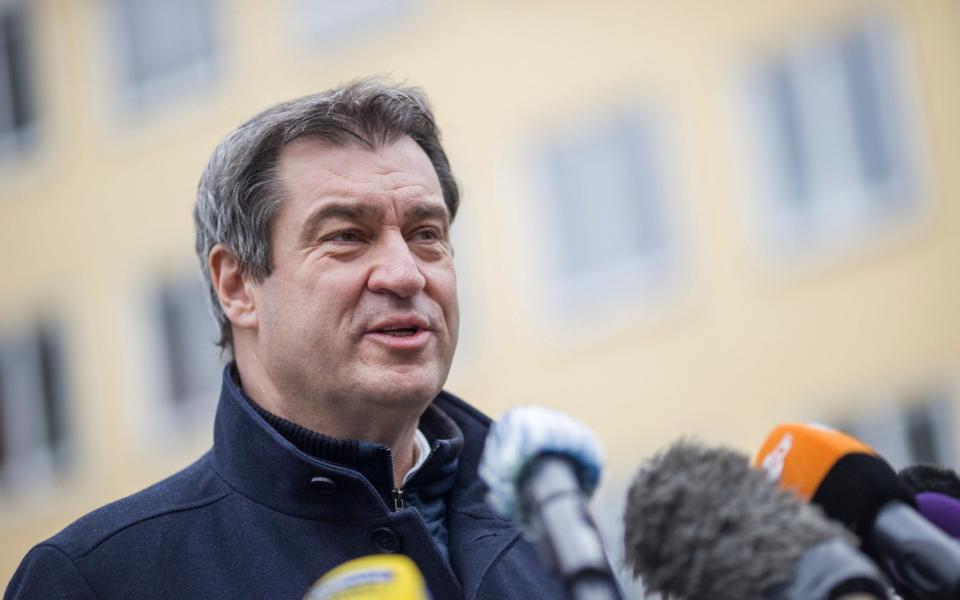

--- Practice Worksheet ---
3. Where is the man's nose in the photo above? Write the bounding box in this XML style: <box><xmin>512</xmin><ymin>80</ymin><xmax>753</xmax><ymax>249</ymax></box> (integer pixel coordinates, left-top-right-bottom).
<box><xmin>366</xmin><ymin>231</ymin><xmax>427</xmax><ymax>298</ymax></box>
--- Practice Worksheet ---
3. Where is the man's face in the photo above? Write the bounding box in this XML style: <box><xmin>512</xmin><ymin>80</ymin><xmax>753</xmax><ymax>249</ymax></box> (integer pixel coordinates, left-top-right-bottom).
<box><xmin>249</xmin><ymin>135</ymin><xmax>459</xmax><ymax>410</ymax></box>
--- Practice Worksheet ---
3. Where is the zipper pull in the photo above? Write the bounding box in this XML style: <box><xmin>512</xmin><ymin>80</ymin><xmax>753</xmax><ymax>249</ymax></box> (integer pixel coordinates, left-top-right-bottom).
<box><xmin>392</xmin><ymin>488</ymin><xmax>405</xmax><ymax>511</ymax></box>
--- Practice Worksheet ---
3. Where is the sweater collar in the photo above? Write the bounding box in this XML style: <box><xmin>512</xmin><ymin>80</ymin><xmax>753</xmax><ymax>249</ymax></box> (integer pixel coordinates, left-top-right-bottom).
<box><xmin>211</xmin><ymin>364</ymin><xmax>462</xmax><ymax>520</ymax></box>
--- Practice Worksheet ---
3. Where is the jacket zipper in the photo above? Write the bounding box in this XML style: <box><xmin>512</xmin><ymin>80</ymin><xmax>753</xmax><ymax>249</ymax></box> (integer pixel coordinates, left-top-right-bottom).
<box><xmin>384</xmin><ymin>450</ymin><xmax>405</xmax><ymax>512</ymax></box>
<box><xmin>385</xmin><ymin>440</ymin><xmax>438</xmax><ymax>513</ymax></box>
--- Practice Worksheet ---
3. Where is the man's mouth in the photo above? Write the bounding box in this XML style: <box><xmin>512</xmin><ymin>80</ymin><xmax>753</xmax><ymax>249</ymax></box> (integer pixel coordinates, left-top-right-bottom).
<box><xmin>374</xmin><ymin>326</ymin><xmax>421</xmax><ymax>337</ymax></box>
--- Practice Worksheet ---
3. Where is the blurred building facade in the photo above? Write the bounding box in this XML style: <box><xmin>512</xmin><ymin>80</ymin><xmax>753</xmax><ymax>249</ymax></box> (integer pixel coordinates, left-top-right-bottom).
<box><xmin>1</xmin><ymin>0</ymin><xmax>960</xmax><ymax>592</ymax></box>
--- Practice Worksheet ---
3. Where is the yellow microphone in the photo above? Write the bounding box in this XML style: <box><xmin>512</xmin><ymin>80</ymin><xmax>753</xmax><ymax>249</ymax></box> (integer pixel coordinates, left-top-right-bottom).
<box><xmin>303</xmin><ymin>554</ymin><xmax>429</xmax><ymax>600</ymax></box>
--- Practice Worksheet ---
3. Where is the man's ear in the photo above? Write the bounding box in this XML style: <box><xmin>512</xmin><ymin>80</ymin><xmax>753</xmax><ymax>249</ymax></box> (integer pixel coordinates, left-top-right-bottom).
<box><xmin>208</xmin><ymin>244</ymin><xmax>258</xmax><ymax>331</ymax></box>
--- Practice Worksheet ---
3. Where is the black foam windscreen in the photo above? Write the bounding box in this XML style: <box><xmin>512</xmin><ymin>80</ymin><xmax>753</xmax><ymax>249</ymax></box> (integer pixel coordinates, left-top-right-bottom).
<box><xmin>899</xmin><ymin>464</ymin><xmax>960</xmax><ymax>500</ymax></box>
<box><xmin>812</xmin><ymin>452</ymin><xmax>916</xmax><ymax>540</ymax></box>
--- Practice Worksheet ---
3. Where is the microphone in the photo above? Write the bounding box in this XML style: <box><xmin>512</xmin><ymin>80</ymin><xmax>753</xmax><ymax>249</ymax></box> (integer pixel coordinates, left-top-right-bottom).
<box><xmin>899</xmin><ymin>464</ymin><xmax>960</xmax><ymax>499</ymax></box>
<box><xmin>479</xmin><ymin>406</ymin><xmax>623</xmax><ymax>600</ymax></box>
<box><xmin>623</xmin><ymin>440</ymin><xmax>891</xmax><ymax>600</ymax></box>
<box><xmin>915</xmin><ymin>492</ymin><xmax>960</xmax><ymax>540</ymax></box>
<box><xmin>899</xmin><ymin>465</ymin><xmax>960</xmax><ymax>539</ymax></box>
<box><xmin>302</xmin><ymin>554</ymin><xmax>429</xmax><ymax>600</ymax></box>
<box><xmin>756</xmin><ymin>423</ymin><xmax>960</xmax><ymax>599</ymax></box>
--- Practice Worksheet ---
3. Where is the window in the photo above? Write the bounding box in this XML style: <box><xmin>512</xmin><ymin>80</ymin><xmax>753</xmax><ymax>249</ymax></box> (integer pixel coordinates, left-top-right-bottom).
<box><xmin>839</xmin><ymin>390</ymin><xmax>958</xmax><ymax>470</ymax></box>
<box><xmin>110</xmin><ymin>0</ymin><xmax>217</xmax><ymax>110</ymax></box>
<box><xmin>0</xmin><ymin>1</ymin><xmax>36</xmax><ymax>156</ymax></box>
<box><xmin>292</xmin><ymin>0</ymin><xmax>425</xmax><ymax>46</ymax></box>
<box><xmin>904</xmin><ymin>401</ymin><xmax>940</xmax><ymax>465</ymax></box>
<box><xmin>747</xmin><ymin>16</ymin><xmax>918</xmax><ymax>254</ymax></box>
<box><xmin>152</xmin><ymin>276</ymin><xmax>222</xmax><ymax>417</ymax></box>
<box><xmin>538</xmin><ymin>110</ymin><xmax>674</xmax><ymax>309</ymax></box>
<box><xmin>0</xmin><ymin>322</ymin><xmax>70</xmax><ymax>490</ymax></box>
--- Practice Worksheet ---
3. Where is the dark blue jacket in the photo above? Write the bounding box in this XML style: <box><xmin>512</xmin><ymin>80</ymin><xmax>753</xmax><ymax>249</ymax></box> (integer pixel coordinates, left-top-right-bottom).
<box><xmin>5</xmin><ymin>369</ymin><xmax>569</xmax><ymax>599</ymax></box>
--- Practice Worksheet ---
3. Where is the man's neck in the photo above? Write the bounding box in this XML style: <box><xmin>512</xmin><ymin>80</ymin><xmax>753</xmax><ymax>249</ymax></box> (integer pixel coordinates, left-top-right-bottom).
<box><xmin>232</xmin><ymin>359</ymin><xmax>424</xmax><ymax>487</ymax></box>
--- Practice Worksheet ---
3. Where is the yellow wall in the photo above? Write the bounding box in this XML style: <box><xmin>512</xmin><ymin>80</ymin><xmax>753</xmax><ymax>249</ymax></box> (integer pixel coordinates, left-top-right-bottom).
<box><xmin>2</xmin><ymin>0</ymin><xmax>960</xmax><ymax>587</ymax></box>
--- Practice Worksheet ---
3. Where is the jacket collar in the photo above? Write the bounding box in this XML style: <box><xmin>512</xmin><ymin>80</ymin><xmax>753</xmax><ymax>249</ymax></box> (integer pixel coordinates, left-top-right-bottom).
<box><xmin>210</xmin><ymin>364</ymin><xmax>462</xmax><ymax>520</ymax></box>
<box><xmin>429</xmin><ymin>393</ymin><xmax>530</xmax><ymax>599</ymax></box>
<box><xmin>210</xmin><ymin>365</ymin><xmax>530</xmax><ymax>598</ymax></box>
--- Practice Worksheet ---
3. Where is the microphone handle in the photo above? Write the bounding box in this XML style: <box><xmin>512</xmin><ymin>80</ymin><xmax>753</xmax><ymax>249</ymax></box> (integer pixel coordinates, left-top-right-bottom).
<box><xmin>773</xmin><ymin>539</ymin><xmax>891</xmax><ymax>600</ymax></box>
<box><xmin>520</xmin><ymin>455</ymin><xmax>623</xmax><ymax>600</ymax></box>
<box><xmin>571</xmin><ymin>577</ymin><xmax>624</xmax><ymax>600</ymax></box>
<box><xmin>870</xmin><ymin>500</ymin><xmax>960</xmax><ymax>599</ymax></box>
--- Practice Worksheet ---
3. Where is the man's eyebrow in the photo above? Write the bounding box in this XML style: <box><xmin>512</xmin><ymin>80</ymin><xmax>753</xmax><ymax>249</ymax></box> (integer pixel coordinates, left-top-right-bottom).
<box><xmin>298</xmin><ymin>202</ymin><xmax>383</xmax><ymax>245</ymax></box>
<box><xmin>405</xmin><ymin>202</ymin><xmax>450</xmax><ymax>225</ymax></box>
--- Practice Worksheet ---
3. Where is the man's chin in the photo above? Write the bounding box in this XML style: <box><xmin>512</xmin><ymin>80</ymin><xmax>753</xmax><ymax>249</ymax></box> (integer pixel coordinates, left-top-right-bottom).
<box><xmin>356</xmin><ymin>368</ymin><xmax>445</xmax><ymax>407</ymax></box>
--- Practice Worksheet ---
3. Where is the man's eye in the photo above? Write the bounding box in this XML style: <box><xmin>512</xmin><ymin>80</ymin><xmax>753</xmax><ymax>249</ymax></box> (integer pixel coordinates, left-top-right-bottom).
<box><xmin>328</xmin><ymin>231</ymin><xmax>362</xmax><ymax>243</ymax></box>
<box><xmin>411</xmin><ymin>228</ymin><xmax>442</xmax><ymax>242</ymax></box>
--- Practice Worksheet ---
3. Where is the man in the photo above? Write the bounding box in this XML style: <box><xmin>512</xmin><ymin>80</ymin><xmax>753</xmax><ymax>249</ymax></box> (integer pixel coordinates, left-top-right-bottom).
<box><xmin>6</xmin><ymin>80</ymin><xmax>568</xmax><ymax>599</ymax></box>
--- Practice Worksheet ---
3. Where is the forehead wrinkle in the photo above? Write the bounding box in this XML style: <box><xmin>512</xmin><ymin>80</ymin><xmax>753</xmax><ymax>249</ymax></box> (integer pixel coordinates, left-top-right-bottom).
<box><xmin>371</xmin><ymin>172</ymin><xmax>438</xmax><ymax>206</ymax></box>
<box><xmin>302</xmin><ymin>171</ymin><xmax>432</xmax><ymax>207</ymax></box>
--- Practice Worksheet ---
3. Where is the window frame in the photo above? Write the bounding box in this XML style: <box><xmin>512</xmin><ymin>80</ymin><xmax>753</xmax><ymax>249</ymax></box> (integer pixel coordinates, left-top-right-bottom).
<box><xmin>107</xmin><ymin>0</ymin><xmax>220</xmax><ymax>112</ymax></box>
<box><xmin>742</xmin><ymin>14</ymin><xmax>925</xmax><ymax>260</ymax></box>
<box><xmin>0</xmin><ymin>0</ymin><xmax>38</xmax><ymax>159</ymax></box>
<box><xmin>531</xmin><ymin>108</ymin><xmax>679</xmax><ymax>317</ymax></box>
<box><xmin>0</xmin><ymin>321</ymin><xmax>71</xmax><ymax>492</ymax></box>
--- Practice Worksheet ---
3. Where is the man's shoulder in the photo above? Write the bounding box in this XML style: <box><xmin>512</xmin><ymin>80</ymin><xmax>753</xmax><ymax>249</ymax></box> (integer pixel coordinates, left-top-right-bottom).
<box><xmin>43</xmin><ymin>451</ymin><xmax>231</xmax><ymax>560</ymax></box>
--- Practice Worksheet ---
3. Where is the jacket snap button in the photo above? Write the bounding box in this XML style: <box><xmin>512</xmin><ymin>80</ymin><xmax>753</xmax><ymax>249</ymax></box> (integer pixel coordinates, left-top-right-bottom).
<box><xmin>371</xmin><ymin>527</ymin><xmax>401</xmax><ymax>553</ymax></box>
<box><xmin>309</xmin><ymin>476</ymin><xmax>336</xmax><ymax>494</ymax></box>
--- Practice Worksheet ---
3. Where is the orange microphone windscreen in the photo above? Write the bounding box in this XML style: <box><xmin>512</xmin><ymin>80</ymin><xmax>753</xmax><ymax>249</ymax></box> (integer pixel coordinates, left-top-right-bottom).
<box><xmin>754</xmin><ymin>423</ymin><xmax>876</xmax><ymax>501</ymax></box>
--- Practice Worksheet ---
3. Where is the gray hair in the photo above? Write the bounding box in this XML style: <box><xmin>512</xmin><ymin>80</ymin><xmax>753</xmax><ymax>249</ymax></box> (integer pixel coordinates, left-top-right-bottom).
<box><xmin>194</xmin><ymin>78</ymin><xmax>460</xmax><ymax>357</ymax></box>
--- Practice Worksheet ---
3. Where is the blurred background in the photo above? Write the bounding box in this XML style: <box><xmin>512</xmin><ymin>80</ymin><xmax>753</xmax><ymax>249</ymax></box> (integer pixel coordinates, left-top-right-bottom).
<box><xmin>1</xmin><ymin>0</ymin><xmax>959</xmax><ymax>594</ymax></box>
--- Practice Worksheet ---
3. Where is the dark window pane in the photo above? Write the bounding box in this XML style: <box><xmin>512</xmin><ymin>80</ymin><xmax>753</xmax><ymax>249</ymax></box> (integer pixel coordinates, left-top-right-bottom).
<box><xmin>36</xmin><ymin>324</ymin><xmax>68</xmax><ymax>464</ymax></box>
<box><xmin>542</xmin><ymin>112</ymin><xmax>669</xmax><ymax>284</ymax></box>
<box><xmin>905</xmin><ymin>402</ymin><xmax>939</xmax><ymax>465</ymax></box>
<box><xmin>115</xmin><ymin>0</ymin><xmax>215</xmax><ymax>89</ymax></box>
<box><xmin>763</xmin><ymin>61</ymin><xmax>809</xmax><ymax>209</ymax></box>
<box><xmin>156</xmin><ymin>277</ymin><xmax>221</xmax><ymax>409</ymax></box>
<box><xmin>0</xmin><ymin>3</ymin><xmax>36</xmax><ymax>144</ymax></box>
<box><xmin>840</xmin><ymin>27</ymin><xmax>894</xmax><ymax>189</ymax></box>
<box><xmin>159</xmin><ymin>284</ymin><xmax>193</xmax><ymax>405</ymax></box>
<box><xmin>619</xmin><ymin>117</ymin><xmax>667</xmax><ymax>255</ymax></box>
